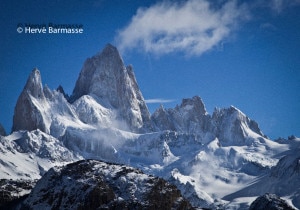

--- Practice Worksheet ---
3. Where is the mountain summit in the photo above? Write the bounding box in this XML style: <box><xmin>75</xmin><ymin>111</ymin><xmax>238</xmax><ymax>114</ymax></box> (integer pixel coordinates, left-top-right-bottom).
<box><xmin>70</xmin><ymin>44</ymin><xmax>151</xmax><ymax>131</ymax></box>
<box><xmin>12</xmin><ymin>68</ymin><xmax>47</xmax><ymax>132</ymax></box>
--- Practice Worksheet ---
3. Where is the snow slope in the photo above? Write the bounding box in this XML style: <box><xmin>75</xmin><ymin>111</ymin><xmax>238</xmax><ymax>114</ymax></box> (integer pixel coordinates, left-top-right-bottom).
<box><xmin>0</xmin><ymin>130</ymin><xmax>81</xmax><ymax>180</ymax></box>
<box><xmin>224</xmin><ymin>137</ymin><xmax>300</xmax><ymax>209</ymax></box>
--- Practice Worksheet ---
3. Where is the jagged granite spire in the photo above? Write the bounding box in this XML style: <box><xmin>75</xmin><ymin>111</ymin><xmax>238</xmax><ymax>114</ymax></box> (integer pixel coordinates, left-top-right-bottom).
<box><xmin>57</xmin><ymin>85</ymin><xmax>69</xmax><ymax>100</ymax></box>
<box><xmin>211</xmin><ymin>106</ymin><xmax>264</xmax><ymax>145</ymax></box>
<box><xmin>152</xmin><ymin>96</ymin><xmax>210</xmax><ymax>134</ymax></box>
<box><xmin>23</xmin><ymin>68</ymin><xmax>45</xmax><ymax>99</ymax></box>
<box><xmin>70</xmin><ymin>44</ymin><xmax>151</xmax><ymax>132</ymax></box>
<box><xmin>152</xmin><ymin>96</ymin><xmax>265</xmax><ymax>145</ymax></box>
<box><xmin>70</xmin><ymin>44</ymin><xmax>122</xmax><ymax>102</ymax></box>
<box><xmin>12</xmin><ymin>68</ymin><xmax>48</xmax><ymax>133</ymax></box>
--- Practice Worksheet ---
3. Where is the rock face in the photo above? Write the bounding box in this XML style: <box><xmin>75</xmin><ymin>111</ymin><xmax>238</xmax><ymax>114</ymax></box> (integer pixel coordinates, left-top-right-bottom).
<box><xmin>249</xmin><ymin>193</ymin><xmax>296</xmax><ymax>210</ymax></box>
<box><xmin>152</xmin><ymin>96</ymin><xmax>211</xmax><ymax>135</ymax></box>
<box><xmin>211</xmin><ymin>106</ymin><xmax>264</xmax><ymax>146</ymax></box>
<box><xmin>152</xmin><ymin>96</ymin><xmax>264</xmax><ymax>146</ymax></box>
<box><xmin>56</xmin><ymin>85</ymin><xmax>69</xmax><ymax>100</ymax></box>
<box><xmin>21</xmin><ymin>160</ymin><xmax>194</xmax><ymax>210</ymax></box>
<box><xmin>11</xmin><ymin>69</ymin><xmax>85</xmax><ymax>137</ymax></box>
<box><xmin>0</xmin><ymin>124</ymin><xmax>6</xmax><ymax>136</ymax></box>
<box><xmin>12</xmin><ymin>69</ymin><xmax>48</xmax><ymax>133</ymax></box>
<box><xmin>268</xmin><ymin>149</ymin><xmax>300</xmax><ymax>208</ymax></box>
<box><xmin>70</xmin><ymin>44</ymin><xmax>151</xmax><ymax>132</ymax></box>
<box><xmin>11</xmin><ymin>45</ymin><xmax>152</xmax><ymax>134</ymax></box>
<box><xmin>270</xmin><ymin>152</ymin><xmax>300</xmax><ymax>180</ymax></box>
<box><xmin>0</xmin><ymin>179</ymin><xmax>36</xmax><ymax>209</ymax></box>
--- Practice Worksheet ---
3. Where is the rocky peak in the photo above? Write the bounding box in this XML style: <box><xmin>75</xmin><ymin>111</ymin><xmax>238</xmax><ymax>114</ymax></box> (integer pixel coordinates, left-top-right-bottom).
<box><xmin>23</xmin><ymin>68</ymin><xmax>45</xmax><ymax>99</ymax></box>
<box><xmin>12</xmin><ymin>68</ymin><xmax>48</xmax><ymax>133</ymax></box>
<box><xmin>70</xmin><ymin>44</ymin><xmax>151</xmax><ymax>132</ymax></box>
<box><xmin>100</xmin><ymin>43</ymin><xmax>122</xmax><ymax>60</ymax></box>
<box><xmin>212</xmin><ymin>106</ymin><xmax>241</xmax><ymax>118</ymax></box>
<box><xmin>178</xmin><ymin>96</ymin><xmax>207</xmax><ymax>116</ymax></box>
<box><xmin>151</xmin><ymin>96</ymin><xmax>211</xmax><ymax>134</ymax></box>
<box><xmin>56</xmin><ymin>85</ymin><xmax>69</xmax><ymax>100</ymax></box>
<box><xmin>212</xmin><ymin>106</ymin><xmax>264</xmax><ymax>145</ymax></box>
<box><xmin>152</xmin><ymin>105</ymin><xmax>166</xmax><ymax>118</ymax></box>
<box><xmin>151</xmin><ymin>105</ymin><xmax>177</xmax><ymax>131</ymax></box>
<box><xmin>70</xmin><ymin>44</ymin><xmax>125</xmax><ymax>103</ymax></box>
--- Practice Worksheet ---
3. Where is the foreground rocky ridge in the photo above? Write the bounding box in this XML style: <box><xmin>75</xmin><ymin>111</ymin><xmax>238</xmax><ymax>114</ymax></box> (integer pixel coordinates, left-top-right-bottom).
<box><xmin>249</xmin><ymin>193</ymin><xmax>296</xmax><ymax>210</ymax></box>
<box><xmin>1</xmin><ymin>44</ymin><xmax>299</xmax><ymax>209</ymax></box>
<box><xmin>20</xmin><ymin>159</ymin><xmax>194</xmax><ymax>210</ymax></box>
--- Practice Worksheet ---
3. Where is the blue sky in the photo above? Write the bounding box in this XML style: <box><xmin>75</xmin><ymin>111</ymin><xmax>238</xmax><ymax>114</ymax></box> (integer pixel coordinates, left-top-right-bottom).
<box><xmin>0</xmin><ymin>0</ymin><xmax>299</xmax><ymax>138</ymax></box>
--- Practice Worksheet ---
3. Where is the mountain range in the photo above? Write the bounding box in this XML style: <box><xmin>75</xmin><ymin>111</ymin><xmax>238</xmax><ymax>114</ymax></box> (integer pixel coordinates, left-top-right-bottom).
<box><xmin>0</xmin><ymin>44</ymin><xmax>299</xmax><ymax>209</ymax></box>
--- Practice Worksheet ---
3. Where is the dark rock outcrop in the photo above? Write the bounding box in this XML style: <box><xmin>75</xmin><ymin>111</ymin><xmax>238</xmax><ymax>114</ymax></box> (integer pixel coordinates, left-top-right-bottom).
<box><xmin>0</xmin><ymin>179</ymin><xmax>36</xmax><ymax>209</ymax></box>
<box><xmin>249</xmin><ymin>193</ymin><xmax>295</xmax><ymax>210</ymax></box>
<box><xmin>0</xmin><ymin>124</ymin><xmax>6</xmax><ymax>136</ymax></box>
<box><xmin>21</xmin><ymin>160</ymin><xmax>194</xmax><ymax>210</ymax></box>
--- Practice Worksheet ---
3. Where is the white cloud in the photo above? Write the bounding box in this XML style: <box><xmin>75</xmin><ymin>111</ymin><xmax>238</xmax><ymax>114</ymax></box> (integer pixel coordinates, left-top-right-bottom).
<box><xmin>145</xmin><ymin>98</ymin><xmax>175</xmax><ymax>104</ymax></box>
<box><xmin>115</xmin><ymin>0</ymin><xmax>249</xmax><ymax>56</ymax></box>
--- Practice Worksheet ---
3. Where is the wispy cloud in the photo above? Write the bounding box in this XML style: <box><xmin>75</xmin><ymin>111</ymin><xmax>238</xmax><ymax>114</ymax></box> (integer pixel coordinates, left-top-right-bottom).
<box><xmin>259</xmin><ymin>22</ymin><xmax>277</xmax><ymax>32</ymax></box>
<box><xmin>115</xmin><ymin>0</ymin><xmax>249</xmax><ymax>56</ymax></box>
<box><xmin>269</xmin><ymin>0</ymin><xmax>300</xmax><ymax>13</ymax></box>
<box><xmin>145</xmin><ymin>98</ymin><xmax>175</xmax><ymax>104</ymax></box>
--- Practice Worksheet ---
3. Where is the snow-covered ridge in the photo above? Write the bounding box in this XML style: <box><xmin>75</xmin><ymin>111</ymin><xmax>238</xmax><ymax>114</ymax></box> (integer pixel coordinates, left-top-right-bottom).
<box><xmin>0</xmin><ymin>130</ymin><xmax>81</xmax><ymax>180</ymax></box>
<box><xmin>11</xmin><ymin>44</ymin><xmax>266</xmax><ymax>145</ymax></box>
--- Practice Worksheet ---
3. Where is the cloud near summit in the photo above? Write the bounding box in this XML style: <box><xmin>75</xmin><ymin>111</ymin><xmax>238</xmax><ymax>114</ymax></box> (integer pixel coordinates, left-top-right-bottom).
<box><xmin>115</xmin><ymin>0</ymin><xmax>249</xmax><ymax>56</ymax></box>
<box><xmin>145</xmin><ymin>98</ymin><xmax>175</xmax><ymax>104</ymax></box>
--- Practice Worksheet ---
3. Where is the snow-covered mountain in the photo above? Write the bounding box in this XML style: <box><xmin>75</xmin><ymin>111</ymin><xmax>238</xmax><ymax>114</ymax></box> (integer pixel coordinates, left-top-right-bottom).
<box><xmin>12</xmin><ymin>68</ymin><xmax>88</xmax><ymax>137</ymax></box>
<box><xmin>151</xmin><ymin>96</ymin><xmax>266</xmax><ymax>146</ymax></box>
<box><xmin>1</xmin><ymin>44</ymin><xmax>299</xmax><ymax>209</ymax></box>
<box><xmin>69</xmin><ymin>44</ymin><xmax>152</xmax><ymax>132</ymax></box>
